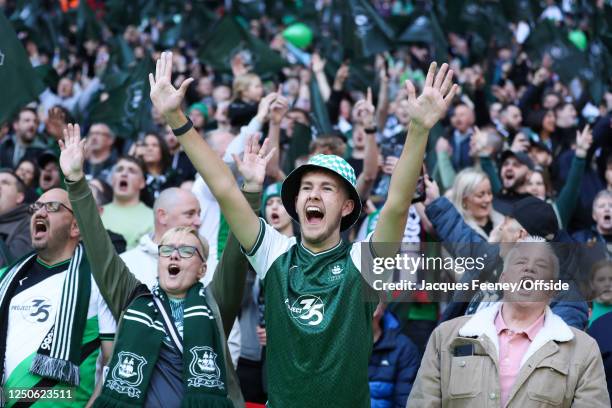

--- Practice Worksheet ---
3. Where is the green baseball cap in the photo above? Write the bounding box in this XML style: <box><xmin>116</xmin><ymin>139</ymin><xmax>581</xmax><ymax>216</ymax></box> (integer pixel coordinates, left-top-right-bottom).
<box><xmin>281</xmin><ymin>154</ymin><xmax>361</xmax><ymax>231</ymax></box>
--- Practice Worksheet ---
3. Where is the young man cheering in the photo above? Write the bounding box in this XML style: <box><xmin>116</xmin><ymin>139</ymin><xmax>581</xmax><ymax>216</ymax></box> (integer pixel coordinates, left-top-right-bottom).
<box><xmin>148</xmin><ymin>51</ymin><xmax>458</xmax><ymax>407</ymax></box>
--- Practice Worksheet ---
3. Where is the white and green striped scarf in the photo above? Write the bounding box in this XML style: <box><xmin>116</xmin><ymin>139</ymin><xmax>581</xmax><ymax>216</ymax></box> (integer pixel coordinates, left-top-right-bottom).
<box><xmin>0</xmin><ymin>244</ymin><xmax>91</xmax><ymax>394</ymax></box>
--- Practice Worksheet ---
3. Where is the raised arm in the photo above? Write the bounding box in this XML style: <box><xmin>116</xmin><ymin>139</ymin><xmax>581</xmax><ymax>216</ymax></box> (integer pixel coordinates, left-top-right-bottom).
<box><xmin>265</xmin><ymin>93</ymin><xmax>289</xmax><ymax>181</ymax></box>
<box><xmin>211</xmin><ymin>134</ymin><xmax>273</xmax><ymax>336</ymax></box>
<box><xmin>354</xmin><ymin>88</ymin><xmax>380</xmax><ymax>198</ymax></box>
<box><xmin>373</xmin><ymin>62</ymin><xmax>458</xmax><ymax>245</ymax></box>
<box><xmin>149</xmin><ymin>52</ymin><xmax>265</xmax><ymax>252</ymax></box>
<box><xmin>60</xmin><ymin>124</ymin><xmax>141</xmax><ymax>319</ymax></box>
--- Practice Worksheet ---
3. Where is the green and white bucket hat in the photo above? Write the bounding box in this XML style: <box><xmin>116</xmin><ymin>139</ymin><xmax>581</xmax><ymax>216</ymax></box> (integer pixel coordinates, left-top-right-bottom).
<box><xmin>281</xmin><ymin>154</ymin><xmax>362</xmax><ymax>231</ymax></box>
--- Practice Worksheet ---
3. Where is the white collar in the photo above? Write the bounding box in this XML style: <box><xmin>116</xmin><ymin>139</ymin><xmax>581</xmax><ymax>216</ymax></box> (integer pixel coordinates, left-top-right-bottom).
<box><xmin>458</xmin><ymin>303</ymin><xmax>574</xmax><ymax>367</ymax></box>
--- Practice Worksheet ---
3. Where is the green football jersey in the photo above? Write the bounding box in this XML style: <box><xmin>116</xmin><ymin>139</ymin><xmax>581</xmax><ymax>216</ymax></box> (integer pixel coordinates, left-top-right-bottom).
<box><xmin>245</xmin><ymin>219</ymin><xmax>377</xmax><ymax>408</ymax></box>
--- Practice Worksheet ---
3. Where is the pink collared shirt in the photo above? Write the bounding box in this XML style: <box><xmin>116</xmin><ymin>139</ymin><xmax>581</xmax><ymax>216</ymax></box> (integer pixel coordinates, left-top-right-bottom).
<box><xmin>495</xmin><ymin>308</ymin><xmax>545</xmax><ymax>407</ymax></box>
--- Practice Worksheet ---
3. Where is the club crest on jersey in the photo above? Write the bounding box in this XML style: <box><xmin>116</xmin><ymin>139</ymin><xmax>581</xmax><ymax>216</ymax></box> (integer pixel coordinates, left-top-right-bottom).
<box><xmin>329</xmin><ymin>263</ymin><xmax>344</xmax><ymax>281</ymax></box>
<box><xmin>288</xmin><ymin>295</ymin><xmax>325</xmax><ymax>326</ymax></box>
<box><xmin>107</xmin><ymin>352</ymin><xmax>147</xmax><ymax>398</ymax></box>
<box><xmin>187</xmin><ymin>346</ymin><xmax>225</xmax><ymax>389</ymax></box>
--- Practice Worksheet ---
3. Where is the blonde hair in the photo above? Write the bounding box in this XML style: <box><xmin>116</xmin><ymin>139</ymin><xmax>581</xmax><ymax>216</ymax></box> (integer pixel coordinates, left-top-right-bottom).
<box><xmin>449</xmin><ymin>168</ymin><xmax>490</xmax><ymax>220</ymax></box>
<box><xmin>232</xmin><ymin>73</ymin><xmax>261</xmax><ymax>101</ymax></box>
<box><xmin>159</xmin><ymin>226</ymin><xmax>209</xmax><ymax>261</ymax></box>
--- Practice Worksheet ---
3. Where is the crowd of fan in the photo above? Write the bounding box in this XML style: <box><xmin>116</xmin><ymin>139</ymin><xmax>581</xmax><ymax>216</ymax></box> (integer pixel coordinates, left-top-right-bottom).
<box><xmin>1</xmin><ymin>1</ymin><xmax>612</xmax><ymax>407</ymax></box>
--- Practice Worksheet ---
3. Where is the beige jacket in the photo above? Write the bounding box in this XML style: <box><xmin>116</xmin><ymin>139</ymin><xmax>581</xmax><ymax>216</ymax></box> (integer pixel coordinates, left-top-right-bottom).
<box><xmin>407</xmin><ymin>304</ymin><xmax>610</xmax><ymax>407</ymax></box>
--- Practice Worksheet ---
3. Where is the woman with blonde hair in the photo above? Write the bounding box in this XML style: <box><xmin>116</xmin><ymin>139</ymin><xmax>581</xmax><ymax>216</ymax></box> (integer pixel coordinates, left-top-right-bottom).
<box><xmin>446</xmin><ymin>167</ymin><xmax>502</xmax><ymax>239</ymax></box>
<box><xmin>228</xmin><ymin>73</ymin><xmax>264</xmax><ymax>128</ymax></box>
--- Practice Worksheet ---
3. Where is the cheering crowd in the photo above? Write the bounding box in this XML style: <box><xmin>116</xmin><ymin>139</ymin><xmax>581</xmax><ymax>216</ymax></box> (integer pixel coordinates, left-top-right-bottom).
<box><xmin>1</xmin><ymin>0</ymin><xmax>612</xmax><ymax>407</ymax></box>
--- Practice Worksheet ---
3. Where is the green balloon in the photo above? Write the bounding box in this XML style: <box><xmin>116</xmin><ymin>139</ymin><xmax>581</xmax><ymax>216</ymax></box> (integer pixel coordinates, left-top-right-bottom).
<box><xmin>283</xmin><ymin>23</ymin><xmax>313</xmax><ymax>49</ymax></box>
<box><xmin>568</xmin><ymin>30</ymin><xmax>587</xmax><ymax>51</ymax></box>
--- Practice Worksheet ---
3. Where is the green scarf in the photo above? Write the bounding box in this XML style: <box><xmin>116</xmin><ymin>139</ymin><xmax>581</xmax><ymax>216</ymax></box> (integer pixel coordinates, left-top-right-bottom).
<box><xmin>95</xmin><ymin>283</ymin><xmax>233</xmax><ymax>408</ymax></box>
<box><xmin>0</xmin><ymin>244</ymin><xmax>91</xmax><ymax>388</ymax></box>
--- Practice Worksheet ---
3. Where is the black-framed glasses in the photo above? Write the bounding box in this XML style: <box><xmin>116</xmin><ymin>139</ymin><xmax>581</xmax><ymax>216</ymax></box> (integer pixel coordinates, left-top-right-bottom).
<box><xmin>158</xmin><ymin>245</ymin><xmax>204</xmax><ymax>261</ymax></box>
<box><xmin>28</xmin><ymin>201</ymin><xmax>73</xmax><ymax>215</ymax></box>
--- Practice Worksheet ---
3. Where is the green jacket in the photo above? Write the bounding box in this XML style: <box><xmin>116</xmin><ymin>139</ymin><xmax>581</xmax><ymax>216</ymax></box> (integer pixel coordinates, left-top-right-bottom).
<box><xmin>67</xmin><ymin>177</ymin><xmax>261</xmax><ymax>407</ymax></box>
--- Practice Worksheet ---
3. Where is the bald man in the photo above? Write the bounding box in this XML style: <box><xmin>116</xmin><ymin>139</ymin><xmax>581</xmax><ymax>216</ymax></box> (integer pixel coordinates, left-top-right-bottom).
<box><xmin>0</xmin><ymin>188</ymin><xmax>115</xmax><ymax>406</ymax></box>
<box><xmin>120</xmin><ymin>187</ymin><xmax>202</xmax><ymax>289</ymax></box>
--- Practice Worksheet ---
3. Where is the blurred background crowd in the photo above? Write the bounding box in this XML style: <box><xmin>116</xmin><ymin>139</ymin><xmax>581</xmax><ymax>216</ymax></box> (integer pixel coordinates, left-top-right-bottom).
<box><xmin>1</xmin><ymin>0</ymin><xmax>612</xmax><ymax>406</ymax></box>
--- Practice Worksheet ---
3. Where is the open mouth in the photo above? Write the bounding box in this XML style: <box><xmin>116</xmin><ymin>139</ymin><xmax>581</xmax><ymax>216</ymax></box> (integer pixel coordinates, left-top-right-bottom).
<box><xmin>305</xmin><ymin>206</ymin><xmax>324</xmax><ymax>224</ymax></box>
<box><xmin>43</xmin><ymin>175</ymin><xmax>53</xmax><ymax>183</ymax></box>
<box><xmin>34</xmin><ymin>220</ymin><xmax>48</xmax><ymax>238</ymax></box>
<box><xmin>118</xmin><ymin>180</ymin><xmax>128</xmax><ymax>189</ymax></box>
<box><xmin>168</xmin><ymin>264</ymin><xmax>180</xmax><ymax>276</ymax></box>
<box><xmin>270</xmin><ymin>212</ymin><xmax>280</xmax><ymax>222</ymax></box>
<box><xmin>604</xmin><ymin>214</ymin><xmax>611</xmax><ymax>222</ymax></box>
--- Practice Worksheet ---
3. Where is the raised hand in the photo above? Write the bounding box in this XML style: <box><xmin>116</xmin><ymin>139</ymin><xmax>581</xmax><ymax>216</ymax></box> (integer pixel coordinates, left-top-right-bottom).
<box><xmin>404</xmin><ymin>62</ymin><xmax>459</xmax><ymax>130</ymax></box>
<box><xmin>352</xmin><ymin>87</ymin><xmax>376</xmax><ymax>128</ymax></box>
<box><xmin>270</xmin><ymin>94</ymin><xmax>289</xmax><ymax>125</ymax></box>
<box><xmin>575</xmin><ymin>124</ymin><xmax>592</xmax><ymax>158</ymax></box>
<box><xmin>423</xmin><ymin>176</ymin><xmax>440</xmax><ymax>207</ymax></box>
<box><xmin>58</xmin><ymin>124</ymin><xmax>86</xmax><ymax>181</ymax></box>
<box><xmin>311</xmin><ymin>52</ymin><xmax>326</xmax><ymax>74</ymax></box>
<box><xmin>46</xmin><ymin>106</ymin><xmax>67</xmax><ymax>141</ymax></box>
<box><xmin>232</xmin><ymin>134</ymin><xmax>276</xmax><ymax>192</ymax></box>
<box><xmin>148</xmin><ymin>51</ymin><xmax>194</xmax><ymax>123</ymax></box>
<box><xmin>255</xmin><ymin>92</ymin><xmax>279</xmax><ymax>123</ymax></box>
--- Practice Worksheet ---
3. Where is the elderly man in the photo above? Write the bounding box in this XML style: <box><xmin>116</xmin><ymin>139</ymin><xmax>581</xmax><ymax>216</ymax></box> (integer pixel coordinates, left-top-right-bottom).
<box><xmin>0</xmin><ymin>170</ymin><xmax>31</xmax><ymax>267</ymax></box>
<box><xmin>426</xmin><ymin>181</ymin><xmax>589</xmax><ymax>328</ymax></box>
<box><xmin>0</xmin><ymin>188</ymin><xmax>116</xmax><ymax>406</ymax></box>
<box><xmin>121</xmin><ymin>187</ymin><xmax>202</xmax><ymax>288</ymax></box>
<box><xmin>407</xmin><ymin>239</ymin><xmax>610</xmax><ymax>407</ymax></box>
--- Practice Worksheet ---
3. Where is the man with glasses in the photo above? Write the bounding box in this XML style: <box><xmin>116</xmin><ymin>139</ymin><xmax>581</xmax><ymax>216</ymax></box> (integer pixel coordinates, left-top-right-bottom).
<box><xmin>0</xmin><ymin>169</ymin><xmax>31</xmax><ymax>268</ymax></box>
<box><xmin>60</xmin><ymin>123</ymin><xmax>268</xmax><ymax>406</ymax></box>
<box><xmin>0</xmin><ymin>187</ymin><xmax>116</xmax><ymax>406</ymax></box>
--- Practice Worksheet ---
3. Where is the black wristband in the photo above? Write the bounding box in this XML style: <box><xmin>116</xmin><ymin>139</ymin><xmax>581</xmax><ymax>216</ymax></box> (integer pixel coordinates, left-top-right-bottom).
<box><xmin>171</xmin><ymin>117</ymin><xmax>193</xmax><ymax>136</ymax></box>
<box><xmin>364</xmin><ymin>126</ymin><xmax>377</xmax><ymax>134</ymax></box>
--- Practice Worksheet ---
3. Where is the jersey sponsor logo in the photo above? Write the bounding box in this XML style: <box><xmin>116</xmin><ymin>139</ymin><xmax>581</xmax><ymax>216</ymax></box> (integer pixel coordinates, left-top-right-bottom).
<box><xmin>288</xmin><ymin>295</ymin><xmax>325</xmax><ymax>326</ymax></box>
<box><xmin>11</xmin><ymin>297</ymin><xmax>53</xmax><ymax>323</ymax></box>
<box><xmin>107</xmin><ymin>351</ymin><xmax>147</xmax><ymax>398</ymax></box>
<box><xmin>187</xmin><ymin>346</ymin><xmax>225</xmax><ymax>389</ymax></box>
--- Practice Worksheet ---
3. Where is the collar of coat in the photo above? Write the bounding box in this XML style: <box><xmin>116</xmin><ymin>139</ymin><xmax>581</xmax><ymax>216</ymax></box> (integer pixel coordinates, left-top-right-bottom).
<box><xmin>458</xmin><ymin>302</ymin><xmax>574</xmax><ymax>368</ymax></box>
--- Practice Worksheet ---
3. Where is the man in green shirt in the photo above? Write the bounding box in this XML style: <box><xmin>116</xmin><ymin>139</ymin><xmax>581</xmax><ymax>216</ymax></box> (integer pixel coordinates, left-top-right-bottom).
<box><xmin>148</xmin><ymin>51</ymin><xmax>458</xmax><ymax>407</ymax></box>
<box><xmin>101</xmin><ymin>156</ymin><xmax>153</xmax><ymax>250</ymax></box>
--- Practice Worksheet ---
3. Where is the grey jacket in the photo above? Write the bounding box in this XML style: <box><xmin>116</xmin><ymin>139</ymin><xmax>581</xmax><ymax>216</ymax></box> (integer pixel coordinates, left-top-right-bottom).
<box><xmin>0</xmin><ymin>203</ymin><xmax>31</xmax><ymax>268</ymax></box>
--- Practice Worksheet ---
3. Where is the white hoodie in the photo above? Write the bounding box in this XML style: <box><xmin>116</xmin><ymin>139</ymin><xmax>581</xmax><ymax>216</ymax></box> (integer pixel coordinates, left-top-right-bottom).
<box><xmin>120</xmin><ymin>233</ymin><xmax>159</xmax><ymax>290</ymax></box>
